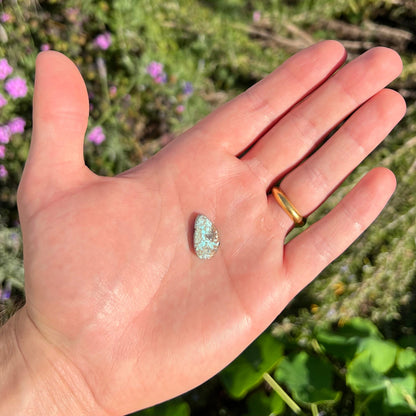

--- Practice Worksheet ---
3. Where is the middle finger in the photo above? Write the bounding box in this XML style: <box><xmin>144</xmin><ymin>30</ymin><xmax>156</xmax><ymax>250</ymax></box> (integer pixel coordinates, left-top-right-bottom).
<box><xmin>268</xmin><ymin>88</ymin><xmax>406</xmax><ymax>230</ymax></box>
<box><xmin>242</xmin><ymin>47</ymin><xmax>403</xmax><ymax>188</ymax></box>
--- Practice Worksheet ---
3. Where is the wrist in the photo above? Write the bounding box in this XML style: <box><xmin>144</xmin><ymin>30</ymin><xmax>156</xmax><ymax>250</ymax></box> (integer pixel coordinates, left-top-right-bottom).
<box><xmin>0</xmin><ymin>308</ymin><xmax>109</xmax><ymax>416</ymax></box>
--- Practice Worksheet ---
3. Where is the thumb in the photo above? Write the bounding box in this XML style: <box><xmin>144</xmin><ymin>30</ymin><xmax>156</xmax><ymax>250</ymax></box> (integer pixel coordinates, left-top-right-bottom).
<box><xmin>18</xmin><ymin>51</ymin><xmax>91</xmax><ymax>218</ymax></box>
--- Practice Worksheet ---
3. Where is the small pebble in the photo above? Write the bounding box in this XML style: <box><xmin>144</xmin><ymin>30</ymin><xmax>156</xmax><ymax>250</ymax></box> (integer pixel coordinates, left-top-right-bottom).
<box><xmin>193</xmin><ymin>214</ymin><xmax>220</xmax><ymax>260</ymax></box>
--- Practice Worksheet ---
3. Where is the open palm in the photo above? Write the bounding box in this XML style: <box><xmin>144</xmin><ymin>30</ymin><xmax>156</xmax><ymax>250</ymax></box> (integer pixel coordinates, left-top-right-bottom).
<box><xmin>13</xmin><ymin>41</ymin><xmax>405</xmax><ymax>415</ymax></box>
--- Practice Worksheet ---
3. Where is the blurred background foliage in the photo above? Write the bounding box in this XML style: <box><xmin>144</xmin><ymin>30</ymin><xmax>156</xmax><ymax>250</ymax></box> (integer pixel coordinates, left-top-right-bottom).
<box><xmin>0</xmin><ymin>0</ymin><xmax>415</xmax><ymax>415</ymax></box>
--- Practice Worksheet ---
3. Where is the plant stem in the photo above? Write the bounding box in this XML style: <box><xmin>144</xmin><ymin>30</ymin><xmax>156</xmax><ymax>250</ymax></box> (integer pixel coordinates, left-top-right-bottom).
<box><xmin>263</xmin><ymin>372</ymin><xmax>302</xmax><ymax>415</ymax></box>
<box><xmin>311</xmin><ymin>403</ymin><xmax>319</xmax><ymax>416</ymax></box>
<box><xmin>354</xmin><ymin>393</ymin><xmax>376</xmax><ymax>416</ymax></box>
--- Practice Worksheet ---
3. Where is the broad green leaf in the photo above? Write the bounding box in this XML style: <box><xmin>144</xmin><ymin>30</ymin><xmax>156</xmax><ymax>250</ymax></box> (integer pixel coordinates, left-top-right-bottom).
<box><xmin>245</xmin><ymin>390</ymin><xmax>270</xmax><ymax>416</ymax></box>
<box><xmin>245</xmin><ymin>390</ymin><xmax>285</xmax><ymax>416</ymax></box>
<box><xmin>136</xmin><ymin>398</ymin><xmax>190</xmax><ymax>416</ymax></box>
<box><xmin>384</xmin><ymin>373</ymin><xmax>416</xmax><ymax>414</ymax></box>
<box><xmin>346</xmin><ymin>350</ymin><xmax>387</xmax><ymax>394</ymax></box>
<box><xmin>270</xmin><ymin>390</ymin><xmax>286</xmax><ymax>414</ymax></box>
<box><xmin>315</xmin><ymin>330</ymin><xmax>358</xmax><ymax>361</ymax></box>
<box><xmin>347</xmin><ymin>351</ymin><xmax>416</xmax><ymax>413</ymax></box>
<box><xmin>397</xmin><ymin>348</ymin><xmax>416</xmax><ymax>372</ymax></box>
<box><xmin>315</xmin><ymin>318</ymin><xmax>382</xmax><ymax>361</ymax></box>
<box><xmin>220</xmin><ymin>332</ymin><xmax>284</xmax><ymax>399</ymax></box>
<box><xmin>357</xmin><ymin>338</ymin><xmax>398</xmax><ymax>374</ymax></box>
<box><xmin>333</xmin><ymin>317</ymin><xmax>381</xmax><ymax>337</ymax></box>
<box><xmin>274</xmin><ymin>351</ymin><xmax>341</xmax><ymax>405</ymax></box>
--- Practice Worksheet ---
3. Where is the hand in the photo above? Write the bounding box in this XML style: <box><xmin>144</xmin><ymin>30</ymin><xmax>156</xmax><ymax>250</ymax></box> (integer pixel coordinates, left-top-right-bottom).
<box><xmin>3</xmin><ymin>41</ymin><xmax>405</xmax><ymax>415</ymax></box>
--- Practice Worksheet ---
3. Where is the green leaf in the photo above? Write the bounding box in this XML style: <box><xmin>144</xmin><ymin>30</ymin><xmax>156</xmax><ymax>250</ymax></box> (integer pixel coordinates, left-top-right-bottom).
<box><xmin>397</xmin><ymin>348</ymin><xmax>416</xmax><ymax>372</ymax></box>
<box><xmin>346</xmin><ymin>350</ymin><xmax>387</xmax><ymax>394</ymax></box>
<box><xmin>220</xmin><ymin>332</ymin><xmax>284</xmax><ymax>399</ymax></box>
<box><xmin>347</xmin><ymin>351</ymin><xmax>416</xmax><ymax>413</ymax></box>
<box><xmin>135</xmin><ymin>398</ymin><xmax>190</xmax><ymax>416</ymax></box>
<box><xmin>245</xmin><ymin>390</ymin><xmax>285</xmax><ymax>416</ymax></box>
<box><xmin>274</xmin><ymin>351</ymin><xmax>341</xmax><ymax>405</ymax></box>
<box><xmin>270</xmin><ymin>390</ymin><xmax>286</xmax><ymax>414</ymax></box>
<box><xmin>315</xmin><ymin>318</ymin><xmax>382</xmax><ymax>361</ymax></box>
<box><xmin>336</xmin><ymin>317</ymin><xmax>382</xmax><ymax>337</ymax></box>
<box><xmin>384</xmin><ymin>373</ymin><xmax>416</xmax><ymax>414</ymax></box>
<box><xmin>245</xmin><ymin>391</ymin><xmax>270</xmax><ymax>416</ymax></box>
<box><xmin>357</xmin><ymin>338</ymin><xmax>398</xmax><ymax>374</ymax></box>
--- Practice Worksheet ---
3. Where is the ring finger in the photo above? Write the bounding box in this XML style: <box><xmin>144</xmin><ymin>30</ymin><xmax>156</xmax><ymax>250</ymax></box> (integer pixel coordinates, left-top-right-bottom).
<box><xmin>242</xmin><ymin>47</ymin><xmax>403</xmax><ymax>188</ymax></box>
<box><xmin>267</xmin><ymin>88</ymin><xmax>406</xmax><ymax>229</ymax></box>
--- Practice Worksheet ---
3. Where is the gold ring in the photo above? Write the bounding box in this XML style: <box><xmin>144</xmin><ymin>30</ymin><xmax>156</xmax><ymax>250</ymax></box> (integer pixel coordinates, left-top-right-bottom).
<box><xmin>271</xmin><ymin>187</ymin><xmax>305</xmax><ymax>227</ymax></box>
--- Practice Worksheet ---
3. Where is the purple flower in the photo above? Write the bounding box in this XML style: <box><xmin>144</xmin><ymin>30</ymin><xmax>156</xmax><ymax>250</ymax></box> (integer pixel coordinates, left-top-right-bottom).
<box><xmin>154</xmin><ymin>73</ymin><xmax>167</xmax><ymax>84</ymax></box>
<box><xmin>5</xmin><ymin>77</ymin><xmax>28</xmax><ymax>99</ymax></box>
<box><xmin>0</xmin><ymin>126</ymin><xmax>11</xmax><ymax>144</ymax></box>
<box><xmin>0</xmin><ymin>145</ymin><xmax>5</xmax><ymax>159</ymax></box>
<box><xmin>146</xmin><ymin>62</ymin><xmax>167</xmax><ymax>84</ymax></box>
<box><xmin>0</xmin><ymin>281</ymin><xmax>11</xmax><ymax>300</ymax></box>
<box><xmin>0</xmin><ymin>164</ymin><xmax>7</xmax><ymax>178</ymax></box>
<box><xmin>94</xmin><ymin>32</ymin><xmax>112</xmax><ymax>50</ymax></box>
<box><xmin>253</xmin><ymin>11</ymin><xmax>261</xmax><ymax>22</ymax></box>
<box><xmin>41</xmin><ymin>44</ymin><xmax>51</xmax><ymax>51</ymax></box>
<box><xmin>0</xmin><ymin>13</ymin><xmax>10</xmax><ymax>23</ymax></box>
<box><xmin>0</xmin><ymin>58</ymin><xmax>13</xmax><ymax>80</ymax></box>
<box><xmin>146</xmin><ymin>61</ymin><xmax>163</xmax><ymax>78</ymax></box>
<box><xmin>109</xmin><ymin>85</ymin><xmax>117</xmax><ymax>98</ymax></box>
<box><xmin>8</xmin><ymin>117</ymin><xmax>25</xmax><ymax>134</ymax></box>
<box><xmin>183</xmin><ymin>81</ymin><xmax>193</xmax><ymax>96</ymax></box>
<box><xmin>88</xmin><ymin>126</ymin><xmax>105</xmax><ymax>145</ymax></box>
<box><xmin>0</xmin><ymin>93</ymin><xmax>7</xmax><ymax>108</ymax></box>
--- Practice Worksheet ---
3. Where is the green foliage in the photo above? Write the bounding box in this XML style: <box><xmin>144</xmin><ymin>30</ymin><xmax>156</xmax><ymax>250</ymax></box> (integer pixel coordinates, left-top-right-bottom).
<box><xmin>0</xmin><ymin>224</ymin><xmax>23</xmax><ymax>288</ymax></box>
<box><xmin>219</xmin><ymin>332</ymin><xmax>284</xmax><ymax>399</ymax></box>
<box><xmin>315</xmin><ymin>317</ymin><xmax>382</xmax><ymax>361</ymax></box>
<box><xmin>356</xmin><ymin>338</ymin><xmax>398</xmax><ymax>373</ymax></box>
<box><xmin>274</xmin><ymin>351</ymin><xmax>341</xmax><ymax>405</ymax></box>
<box><xmin>346</xmin><ymin>350</ymin><xmax>388</xmax><ymax>394</ymax></box>
<box><xmin>347</xmin><ymin>354</ymin><xmax>416</xmax><ymax>414</ymax></box>
<box><xmin>397</xmin><ymin>348</ymin><xmax>416</xmax><ymax>372</ymax></box>
<box><xmin>0</xmin><ymin>222</ymin><xmax>24</xmax><ymax>324</ymax></box>
<box><xmin>217</xmin><ymin>319</ymin><xmax>416</xmax><ymax>415</ymax></box>
<box><xmin>318</xmin><ymin>318</ymin><xmax>416</xmax><ymax>415</ymax></box>
<box><xmin>245</xmin><ymin>390</ymin><xmax>285</xmax><ymax>416</ymax></box>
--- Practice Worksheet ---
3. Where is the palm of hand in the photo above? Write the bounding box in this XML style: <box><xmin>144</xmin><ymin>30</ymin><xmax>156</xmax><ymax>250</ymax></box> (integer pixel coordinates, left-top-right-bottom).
<box><xmin>15</xmin><ymin>41</ymin><xmax>404</xmax><ymax>415</ymax></box>
<box><xmin>22</xmin><ymin>136</ymin><xmax>285</xmax><ymax>411</ymax></box>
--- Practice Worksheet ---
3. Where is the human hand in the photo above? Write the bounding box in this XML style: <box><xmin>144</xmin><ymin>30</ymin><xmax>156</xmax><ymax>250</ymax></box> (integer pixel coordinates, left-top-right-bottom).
<box><xmin>2</xmin><ymin>41</ymin><xmax>405</xmax><ymax>415</ymax></box>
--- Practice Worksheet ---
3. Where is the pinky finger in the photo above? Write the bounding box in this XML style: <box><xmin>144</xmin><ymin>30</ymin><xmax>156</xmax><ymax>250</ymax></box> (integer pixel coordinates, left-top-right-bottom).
<box><xmin>283</xmin><ymin>167</ymin><xmax>396</xmax><ymax>297</ymax></box>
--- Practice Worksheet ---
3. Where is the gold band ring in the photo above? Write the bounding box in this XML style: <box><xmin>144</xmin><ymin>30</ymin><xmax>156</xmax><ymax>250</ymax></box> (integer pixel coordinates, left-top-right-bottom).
<box><xmin>271</xmin><ymin>187</ymin><xmax>305</xmax><ymax>227</ymax></box>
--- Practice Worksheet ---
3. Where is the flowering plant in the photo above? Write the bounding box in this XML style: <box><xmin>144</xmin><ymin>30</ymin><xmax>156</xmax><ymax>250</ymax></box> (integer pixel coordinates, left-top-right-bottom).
<box><xmin>0</xmin><ymin>58</ymin><xmax>28</xmax><ymax>181</ymax></box>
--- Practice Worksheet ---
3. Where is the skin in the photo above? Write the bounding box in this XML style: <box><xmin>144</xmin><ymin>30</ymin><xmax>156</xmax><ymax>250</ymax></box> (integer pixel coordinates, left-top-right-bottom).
<box><xmin>0</xmin><ymin>41</ymin><xmax>406</xmax><ymax>415</ymax></box>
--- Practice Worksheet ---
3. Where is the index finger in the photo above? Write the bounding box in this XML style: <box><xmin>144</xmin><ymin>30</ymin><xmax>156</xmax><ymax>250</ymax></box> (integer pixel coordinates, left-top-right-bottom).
<box><xmin>184</xmin><ymin>40</ymin><xmax>346</xmax><ymax>154</ymax></box>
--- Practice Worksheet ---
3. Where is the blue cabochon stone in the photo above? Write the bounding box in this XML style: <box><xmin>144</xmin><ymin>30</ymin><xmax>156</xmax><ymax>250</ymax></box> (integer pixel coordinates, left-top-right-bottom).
<box><xmin>193</xmin><ymin>214</ymin><xmax>220</xmax><ymax>260</ymax></box>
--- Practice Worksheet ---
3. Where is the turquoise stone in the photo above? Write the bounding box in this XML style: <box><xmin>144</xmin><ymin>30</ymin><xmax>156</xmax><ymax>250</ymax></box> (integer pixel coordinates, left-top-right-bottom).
<box><xmin>193</xmin><ymin>214</ymin><xmax>220</xmax><ymax>259</ymax></box>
